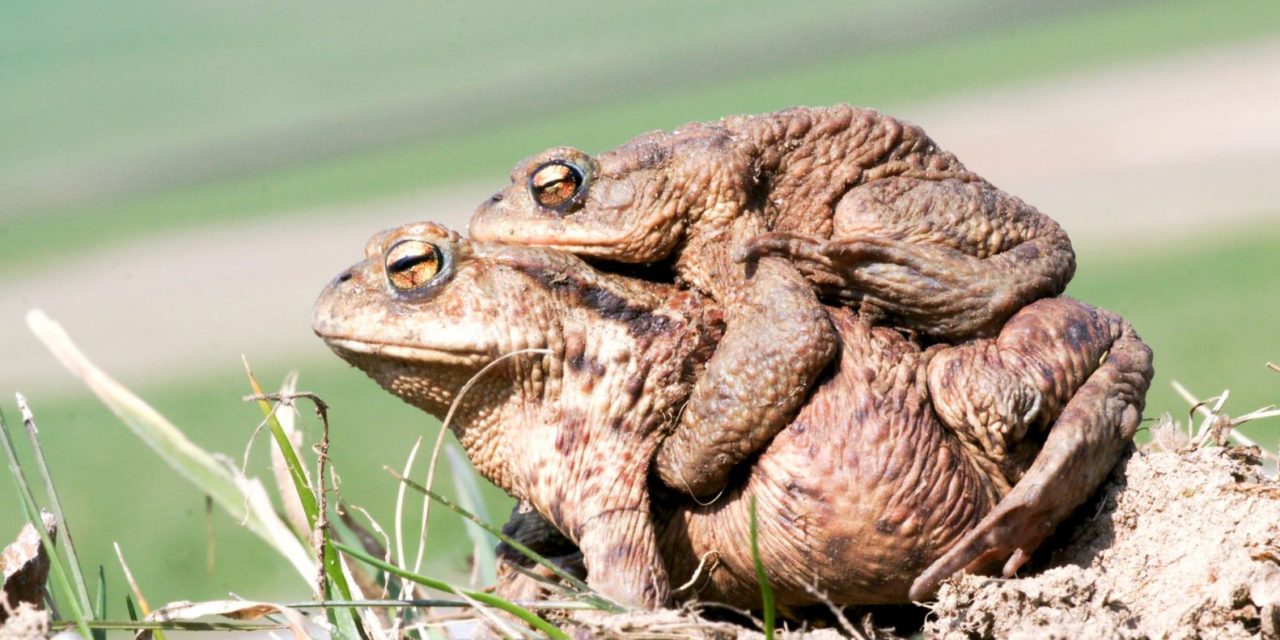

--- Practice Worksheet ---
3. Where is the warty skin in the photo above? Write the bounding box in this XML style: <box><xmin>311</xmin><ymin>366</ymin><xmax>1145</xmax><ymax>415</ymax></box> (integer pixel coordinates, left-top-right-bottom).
<box><xmin>469</xmin><ymin>104</ymin><xmax>1076</xmax><ymax>499</ymax></box>
<box><xmin>313</xmin><ymin>222</ymin><xmax>1150</xmax><ymax>608</ymax></box>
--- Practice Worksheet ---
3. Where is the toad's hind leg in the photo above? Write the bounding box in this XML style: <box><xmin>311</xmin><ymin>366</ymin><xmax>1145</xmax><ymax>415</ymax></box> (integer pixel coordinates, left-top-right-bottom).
<box><xmin>655</xmin><ymin>257</ymin><xmax>837</xmax><ymax>497</ymax></box>
<box><xmin>909</xmin><ymin>297</ymin><xmax>1153</xmax><ymax>601</ymax></box>
<box><xmin>739</xmin><ymin>177</ymin><xmax>1075</xmax><ymax>340</ymax></box>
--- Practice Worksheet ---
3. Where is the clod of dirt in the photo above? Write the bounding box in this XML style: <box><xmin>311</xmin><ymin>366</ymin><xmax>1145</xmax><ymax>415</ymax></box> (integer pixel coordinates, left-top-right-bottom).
<box><xmin>556</xmin><ymin>447</ymin><xmax>1279</xmax><ymax>639</ymax></box>
<box><xmin>927</xmin><ymin>448</ymin><xmax>1280</xmax><ymax>639</ymax></box>
<box><xmin>0</xmin><ymin>512</ymin><xmax>57</xmax><ymax>624</ymax></box>
<box><xmin>0</xmin><ymin>603</ymin><xmax>49</xmax><ymax>640</ymax></box>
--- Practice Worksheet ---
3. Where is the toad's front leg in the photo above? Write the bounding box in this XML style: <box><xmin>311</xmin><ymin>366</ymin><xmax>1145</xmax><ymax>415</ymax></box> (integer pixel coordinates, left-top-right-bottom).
<box><xmin>654</xmin><ymin>257</ymin><xmax>837</xmax><ymax>497</ymax></box>
<box><xmin>909</xmin><ymin>297</ymin><xmax>1153</xmax><ymax>600</ymax></box>
<box><xmin>577</xmin><ymin>507</ymin><xmax>671</xmax><ymax>609</ymax></box>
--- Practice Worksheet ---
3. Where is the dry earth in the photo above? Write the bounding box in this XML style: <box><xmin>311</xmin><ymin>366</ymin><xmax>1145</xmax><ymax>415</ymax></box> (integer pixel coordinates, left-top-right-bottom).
<box><xmin>926</xmin><ymin>446</ymin><xmax>1280</xmax><ymax>639</ymax></box>
<box><xmin>548</xmin><ymin>446</ymin><xmax>1280</xmax><ymax>639</ymax></box>
<box><xmin>3</xmin><ymin>38</ymin><xmax>1279</xmax><ymax>396</ymax></box>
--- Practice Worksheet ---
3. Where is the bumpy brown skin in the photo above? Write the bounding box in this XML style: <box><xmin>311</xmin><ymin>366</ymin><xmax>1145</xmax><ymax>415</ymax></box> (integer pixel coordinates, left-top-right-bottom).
<box><xmin>469</xmin><ymin>105</ymin><xmax>1076</xmax><ymax>497</ymax></box>
<box><xmin>316</xmin><ymin>222</ymin><xmax>721</xmax><ymax>607</ymax></box>
<box><xmin>314</xmin><ymin>223</ymin><xmax>1149</xmax><ymax>609</ymax></box>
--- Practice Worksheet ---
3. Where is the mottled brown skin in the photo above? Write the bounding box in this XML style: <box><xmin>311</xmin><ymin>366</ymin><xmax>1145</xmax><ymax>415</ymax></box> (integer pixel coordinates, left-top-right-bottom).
<box><xmin>314</xmin><ymin>223</ymin><xmax>1149</xmax><ymax>609</ymax></box>
<box><xmin>316</xmin><ymin>222</ymin><xmax>720</xmax><ymax>607</ymax></box>
<box><xmin>469</xmin><ymin>104</ymin><xmax>1075</xmax><ymax>497</ymax></box>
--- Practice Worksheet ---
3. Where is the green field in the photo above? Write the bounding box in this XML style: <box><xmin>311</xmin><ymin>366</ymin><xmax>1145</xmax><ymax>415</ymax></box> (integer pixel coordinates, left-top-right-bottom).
<box><xmin>3</xmin><ymin>362</ymin><xmax>493</xmax><ymax>604</ymax></box>
<box><xmin>4</xmin><ymin>0</ymin><xmax>1280</xmax><ymax>274</ymax></box>
<box><xmin>2</xmin><ymin>0</ymin><xmax>1278</xmax><ymax>617</ymax></box>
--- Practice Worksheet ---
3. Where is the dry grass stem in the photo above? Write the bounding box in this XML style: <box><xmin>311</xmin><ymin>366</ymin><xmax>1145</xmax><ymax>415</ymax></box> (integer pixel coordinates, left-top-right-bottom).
<box><xmin>413</xmin><ymin>349</ymin><xmax>551</xmax><ymax>591</ymax></box>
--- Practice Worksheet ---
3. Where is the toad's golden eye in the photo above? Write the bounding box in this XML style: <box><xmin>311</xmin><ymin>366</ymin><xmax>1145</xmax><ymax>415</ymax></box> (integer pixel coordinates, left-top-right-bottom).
<box><xmin>385</xmin><ymin>239</ymin><xmax>444</xmax><ymax>292</ymax></box>
<box><xmin>529</xmin><ymin>160</ymin><xmax>585</xmax><ymax>210</ymax></box>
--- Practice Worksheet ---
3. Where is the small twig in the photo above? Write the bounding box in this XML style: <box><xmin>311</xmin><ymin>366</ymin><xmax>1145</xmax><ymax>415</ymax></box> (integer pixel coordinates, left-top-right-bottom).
<box><xmin>800</xmin><ymin>579</ymin><xmax>866</xmax><ymax>639</ymax></box>
<box><xmin>236</xmin><ymin>399</ymin><xmax>288</xmax><ymax>528</ymax></box>
<box><xmin>394</xmin><ymin>435</ymin><xmax>424</xmax><ymax>606</ymax></box>
<box><xmin>1169</xmin><ymin>380</ymin><xmax>1280</xmax><ymax>462</ymax></box>
<box><xmin>456</xmin><ymin>589</ymin><xmax>527</xmax><ymax>639</ymax></box>
<box><xmin>672</xmin><ymin>551</ymin><xmax>719</xmax><ymax>594</ymax></box>
<box><xmin>506</xmin><ymin>564</ymin><xmax>578</xmax><ymax>599</ymax></box>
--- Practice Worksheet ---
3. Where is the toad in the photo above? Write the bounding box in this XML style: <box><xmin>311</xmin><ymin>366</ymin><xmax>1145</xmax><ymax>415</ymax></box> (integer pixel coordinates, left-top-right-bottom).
<box><xmin>469</xmin><ymin>105</ymin><xmax>1075</xmax><ymax>497</ymax></box>
<box><xmin>313</xmin><ymin>222</ymin><xmax>1149</xmax><ymax>608</ymax></box>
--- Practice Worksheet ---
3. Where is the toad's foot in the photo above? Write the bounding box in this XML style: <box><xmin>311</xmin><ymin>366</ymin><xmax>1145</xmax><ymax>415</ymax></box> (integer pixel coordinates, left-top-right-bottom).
<box><xmin>739</xmin><ymin>175</ymin><xmax>1073</xmax><ymax>341</ymax></box>
<box><xmin>908</xmin><ymin>298</ymin><xmax>1153</xmax><ymax>601</ymax></box>
<box><xmin>655</xmin><ymin>257</ymin><xmax>837</xmax><ymax>497</ymax></box>
<box><xmin>578</xmin><ymin>507</ymin><xmax>671</xmax><ymax>609</ymax></box>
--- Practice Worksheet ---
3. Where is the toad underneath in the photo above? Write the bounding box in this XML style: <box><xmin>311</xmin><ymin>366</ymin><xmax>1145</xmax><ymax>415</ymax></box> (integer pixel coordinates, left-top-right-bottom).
<box><xmin>469</xmin><ymin>105</ymin><xmax>1076</xmax><ymax>496</ymax></box>
<box><xmin>313</xmin><ymin>222</ymin><xmax>1149</xmax><ymax>609</ymax></box>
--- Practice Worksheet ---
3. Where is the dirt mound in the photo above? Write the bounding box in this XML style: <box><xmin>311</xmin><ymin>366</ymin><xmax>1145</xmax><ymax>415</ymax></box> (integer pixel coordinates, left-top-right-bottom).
<box><xmin>561</xmin><ymin>447</ymin><xmax>1280</xmax><ymax>639</ymax></box>
<box><xmin>927</xmin><ymin>447</ymin><xmax>1280</xmax><ymax>639</ymax></box>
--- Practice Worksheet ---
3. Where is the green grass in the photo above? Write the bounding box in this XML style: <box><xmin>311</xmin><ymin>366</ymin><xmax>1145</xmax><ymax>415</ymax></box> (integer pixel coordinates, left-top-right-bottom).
<box><xmin>1069</xmin><ymin>230</ymin><xmax>1280</xmax><ymax>445</ymax></box>
<box><xmin>0</xmin><ymin>362</ymin><xmax>506</xmax><ymax>605</ymax></box>
<box><xmin>4</xmin><ymin>0</ymin><xmax>1280</xmax><ymax>275</ymax></box>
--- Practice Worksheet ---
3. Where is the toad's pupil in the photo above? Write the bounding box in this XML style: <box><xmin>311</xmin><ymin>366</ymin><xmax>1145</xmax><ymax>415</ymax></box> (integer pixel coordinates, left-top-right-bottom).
<box><xmin>390</xmin><ymin>253</ymin><xmax>434</xmax><ymax>274</ymax></box>
<box><xmin>386</xmin><ymin>240</ymin><xmax>441</xmax><ymax>290</ymax></box>
<box><xmin>532</xmin><ymin>162</ymin><xmax>581</xmax><ymax>208</ymax></box>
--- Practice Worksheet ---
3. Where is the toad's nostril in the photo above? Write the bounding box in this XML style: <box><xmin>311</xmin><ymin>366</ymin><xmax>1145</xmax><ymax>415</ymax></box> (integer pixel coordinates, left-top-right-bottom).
<box><xmin>335</xmin><ymin>270</ymin><xmax>354</xmax><ymax>285</ymax></box>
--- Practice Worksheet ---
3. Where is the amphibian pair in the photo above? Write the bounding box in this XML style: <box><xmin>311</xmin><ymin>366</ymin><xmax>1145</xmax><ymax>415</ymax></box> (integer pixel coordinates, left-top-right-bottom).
<box><xmin>313</xmin><ymin>223</ymin><xmax>1149</xmax><ymax>608</ymax></box>
<box><xmin>469</xmin><ymin>105</ymin><xmax>1075</xmax><ymax>495</ymax></box>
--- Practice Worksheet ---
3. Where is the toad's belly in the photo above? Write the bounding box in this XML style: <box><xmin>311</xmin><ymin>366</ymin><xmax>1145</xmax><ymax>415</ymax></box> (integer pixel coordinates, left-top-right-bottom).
<box><xmin>660</xmin><ymin>312</ymin><xmax>1002</xmax><ymax>607</ymax></box>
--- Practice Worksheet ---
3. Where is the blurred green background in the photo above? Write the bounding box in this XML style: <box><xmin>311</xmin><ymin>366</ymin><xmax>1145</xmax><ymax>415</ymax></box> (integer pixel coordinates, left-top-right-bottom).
<box><xmin>2</xmin><ymin>0</ymin><xmax>1278</xmax><ymax>613</ymax></box>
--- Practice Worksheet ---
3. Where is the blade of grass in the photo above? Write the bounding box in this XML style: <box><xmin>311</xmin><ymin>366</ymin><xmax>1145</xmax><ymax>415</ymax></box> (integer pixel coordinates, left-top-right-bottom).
<box><xmin>114</xmin><ymin>543</ymin><xmax>165</xmax><ymax>640</ymax></box>
<box><xmin>242</xmin><ymin>368</ymin><xmax>363</xmax><ymax>640</ymax></box>
<box><xmin>0</xmin><ymin>407</ymin><xmax>93</xmax><ymax>640</ymax></box>
<box><xmin>54</xmin><ymin>619</ymin><xmax>286</xmax><ymax>632</ymax></box>
<box><xmin>386</xmin><ymin>467</ymin><xmax>621</xmax><ymax>613</ymax></box>
<box><xmin>244</xmin><ymin>365</ymin><xmax>318</xmax><ymax>525</ymax></box>
<box><xmin>14</xmin><ymin>393</ymin><xmax>96</xmax><ymax>628</ymax></box>
<box><xmin>751</xmin><ymin>496</ymin><xmax>776</xmax><ymax>640</ymax></box>
<box><xmin>26</xmin><ymin>310</ymin><xmax>314</xmax><ymax>580</ymax></box>
<box><xmin>94</xmin><ymin>565</ymin><xmax>107</xmax><ymax>635</ymax></box>
<box><xmin>444</xmin><ymin>445</ymin><xmax>497</xmax><ymax>588</ymax></box>
<box><xmin>282</xmin><ymin>599</ymin><xmax>596</xmax><ymax>610</ymax></box>
<box><xmin>333</xmin><ymin>541</ymin><xmax>568</xmax><ymax>640</ymax></box>
<box><xmin>265</xmin><ymin>373</ymin><xmax>311</xmax><ymax>539</ymax></box>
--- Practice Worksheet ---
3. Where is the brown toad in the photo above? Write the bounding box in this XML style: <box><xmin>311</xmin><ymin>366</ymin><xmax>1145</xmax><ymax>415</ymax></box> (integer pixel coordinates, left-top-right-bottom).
<box><xmin>313</xmin><ymin>222</ymin><xmax>1148</xmax><ymax>609</ymax></box>
<box><xmin>469</xmin><ymin>105</ymin><xmax>1075</xmax><ymax>497</ymax></box>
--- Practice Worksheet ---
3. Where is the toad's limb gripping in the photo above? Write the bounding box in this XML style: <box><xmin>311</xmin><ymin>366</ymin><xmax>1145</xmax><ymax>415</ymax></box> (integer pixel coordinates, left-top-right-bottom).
<box><xmin>655</xmin><ymin>257</ymin><xmax>837</xmax><ymax>497</ymax></box>
<box><xmin>909</xmin><ymin>298</ymin><xmax>1152</xmax><ymax>601</ymax></box>
<box><xmin>740</xmin><ymin>177</ymin><xmax>1075</xmax><ymax>341</ymax></box>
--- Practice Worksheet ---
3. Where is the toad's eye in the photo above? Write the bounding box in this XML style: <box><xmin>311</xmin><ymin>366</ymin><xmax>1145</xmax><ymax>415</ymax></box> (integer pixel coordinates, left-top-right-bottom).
<box><xmin>529</xmin><ymin>160</ymin><xmax>586</xmax><ymax>210</ymax></box>
<box><xmin>385</xmin><ymin>239</ymin><xmax>445</xmax><ymax>292</ymax></box>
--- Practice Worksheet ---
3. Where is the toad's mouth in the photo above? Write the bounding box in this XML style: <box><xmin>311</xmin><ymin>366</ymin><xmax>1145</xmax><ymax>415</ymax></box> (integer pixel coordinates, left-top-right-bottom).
<box><xmin>319</xmin><ymin>336</ymin><xmax>491</xmax><ymax>368</ymax></box>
